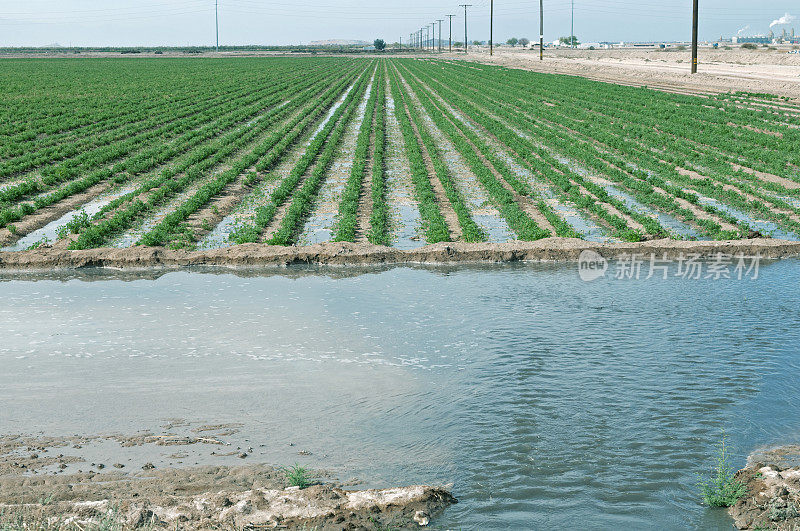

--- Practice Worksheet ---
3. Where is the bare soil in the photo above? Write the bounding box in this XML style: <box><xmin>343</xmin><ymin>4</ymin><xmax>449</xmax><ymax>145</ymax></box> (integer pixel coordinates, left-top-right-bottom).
<box><xmin>463</xmin><ymin>47</ymin><xmax>800</xmax><ymax>100</ymax></box>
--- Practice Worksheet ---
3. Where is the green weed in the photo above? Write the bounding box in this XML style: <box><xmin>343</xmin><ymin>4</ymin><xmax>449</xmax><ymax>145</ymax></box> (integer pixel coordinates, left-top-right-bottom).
<box><xmin>698</xmin><ymin>434</ymin><xmax>747</xmax><ymax>507</ymax></box>
<box><xmin>282</xmin><ymin>463</ymin><xmax>311</xmax><ymax>489</ymax></box>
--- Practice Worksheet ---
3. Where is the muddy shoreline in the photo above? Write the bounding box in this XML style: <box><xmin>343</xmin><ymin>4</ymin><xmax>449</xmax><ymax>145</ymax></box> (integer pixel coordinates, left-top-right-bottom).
<box><xmin>0</xmin><ymin>238</ymin><xmax>799</xmax><ymax>271</ymax></box>
<box><xmin>0</xmin><ymin>430</ymin><xmax>456</xmax><ymax>529</ymax></box>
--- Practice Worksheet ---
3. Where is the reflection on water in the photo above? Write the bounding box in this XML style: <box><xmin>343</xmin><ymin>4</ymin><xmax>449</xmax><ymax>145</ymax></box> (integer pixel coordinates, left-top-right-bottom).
<box><xmin>1</xmin><ymin>261</ymin><xmax>799</xmax><ymax>529</ymax></box>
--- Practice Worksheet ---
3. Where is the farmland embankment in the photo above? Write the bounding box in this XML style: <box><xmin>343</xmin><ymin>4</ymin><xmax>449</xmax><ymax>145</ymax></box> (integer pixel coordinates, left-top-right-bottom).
<box><xmin>1</xmin><ymin>238</ymin><xmax>800</xmax><ymax>270</ymax></box>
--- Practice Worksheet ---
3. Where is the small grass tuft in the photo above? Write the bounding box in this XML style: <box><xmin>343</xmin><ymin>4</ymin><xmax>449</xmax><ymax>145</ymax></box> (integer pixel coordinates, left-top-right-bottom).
<box><xmin>699</xmin><ymin>433</ymin><xmax>747</xmax><ymax>508</ymax></box>
<box><xmin>282</xmin><ymin>463</ymin><xmax>311</xmax><ymax>489</ymax></box>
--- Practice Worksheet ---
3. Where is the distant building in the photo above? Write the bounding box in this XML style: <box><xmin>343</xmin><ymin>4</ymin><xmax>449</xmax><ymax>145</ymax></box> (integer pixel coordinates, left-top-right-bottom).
<box><xmin>732</xmin><ymin>36</ymin><xmax>771</xmax><ymax>44</ymax></box>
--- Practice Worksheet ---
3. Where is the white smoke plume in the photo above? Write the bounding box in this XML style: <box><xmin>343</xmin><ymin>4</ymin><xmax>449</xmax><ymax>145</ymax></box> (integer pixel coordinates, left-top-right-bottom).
<box><xmin>770</xmin><ymin>13</ymin><xmax>796</xmax><ymax>28</ymax></box>
<box><xmin>737</xmin><ymin>25</ymin><xmax>750</xmax><ymax>36</ymax></box>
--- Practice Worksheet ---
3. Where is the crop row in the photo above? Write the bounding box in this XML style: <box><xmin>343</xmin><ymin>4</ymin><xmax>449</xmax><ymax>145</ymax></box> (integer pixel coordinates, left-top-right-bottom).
<box><xmin>68</xmin><ymin>63</ymin><xmax>366</xmax><ymax>250</ymax></box>
<box><xmin>441</xmin><ymin>62</ymin><xmax>797</xmax><ymax>237</ymax></box>
<box><xmin>226</xmin><ymin>63</ymin><xmax>374</xmax><ymax>244</ymax></box>
<box><xmin>141</xmin><ymin>64</ymin><xmax>371</xmax><ymax>247</ymax></box>
<box><xmin>1</xmin><ymin>62</ymin><xmax>347</xmax><ymax>235</ymax></box>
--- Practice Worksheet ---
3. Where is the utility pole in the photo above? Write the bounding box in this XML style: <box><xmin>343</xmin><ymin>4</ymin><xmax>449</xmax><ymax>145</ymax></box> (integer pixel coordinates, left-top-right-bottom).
<box><xmin>691</xmin><ymin>0</ymin><xmax>699</xmax><ymax>73</ymax></box>
<box><xmin>539</xmin><ymin>0</ymin><xmax>544</xmax><ymax>60</ymax></box>
<box><xmin>460</xmin><ymin>4</ymin><xmax>471</xmax><ymax>53</ymax></box>
<box><xmin>489</xmin><ymin>0</ymin><xmax>494</xmax><ymax>56</ymax></box>
<box><xmin>215</xmin><ymin>0</ymin><xmax>219</xmax><ymax>52</ymax></box>
<box><xmin>437</xmin><ymin>19</ymin><xmax>443</xmax><ymax>52</ymax></box>
<box><xmin>571</xmin><ymin>0</ymin><xmax>575</xmax><ymax>49</ymax></box>
<box><xmin>447</xmin><ymin>14</ymin><xmax>455</xmax><ymax>53</ymax></box>
<box><xmin>431</xmin><ymin>23</ymin><xmax>436</xmax><ymax>51</ymax></box>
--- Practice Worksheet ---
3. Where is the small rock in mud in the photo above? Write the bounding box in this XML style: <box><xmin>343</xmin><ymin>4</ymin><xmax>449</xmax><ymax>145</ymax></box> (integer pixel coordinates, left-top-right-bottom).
<box><xmin>142</xmin><ymin>462</ymin><xmax>155</xmax><ymax>470</ymax></box>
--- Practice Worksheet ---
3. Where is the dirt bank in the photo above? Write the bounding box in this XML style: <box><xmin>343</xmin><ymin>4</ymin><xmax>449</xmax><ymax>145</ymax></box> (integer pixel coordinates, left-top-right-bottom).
<box><xmin>729</xmin><ymin>446</ymin><xmax>800</xmax><ymax>529</ymax></box>
<box><xmin>0</xmin><ymin>239</ymin><xmax>799</xmax><ymax>271</ymax></box>
<box><xmin>0</xmin><ymin>432</ymin><xmax>456</xmax><ymax>529</ymax></box>
<box><xmin>457</xmin><ymin>47</ymin><xmax>800</xmax><ymax>100</ymax></box>
<box><xmin>0</xmin><ymin>468</ymin><xmax>454</xmax><ymax>529</ymax></box>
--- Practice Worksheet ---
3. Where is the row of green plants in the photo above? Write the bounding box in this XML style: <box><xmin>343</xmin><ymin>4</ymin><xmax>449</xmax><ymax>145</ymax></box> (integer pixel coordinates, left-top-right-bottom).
<box><xmin>0</xmin><ymin>77</ymin><xmax>295</xmax><ymax>208</ymax></box>
<box><xmin>386</xmin><ymin>64</ymin><xmax>450</xmax><ymax>243</ymax></box>
<box><xmin>227</xmin><ymin>64</ymin><xmax>374</xmax><ymax>245</ymax></box>
<box><xmin>473</xmin><ymin>59</ymin><xmax>800</xmax><ymax>159</ymax></box>
<box><xmin>408</xmin><ymin>60</ymin><xmax>664</xmax><ymax>241</ymax></box>
<box><xmin>333</xmin><ymin>65</ymin><xmax>382</xmax><ymax>242</ymax></box>
<box><xmin>367</xmin><ymin>64</ymin><xmax>390</xmax><ymax>246</ymax></box>
<box><xmin>0</xmin><ymin>78</ymin><xmax>266</xmax><ymax>183</ymax></box>
<box><xmin>0</xmin><ymin>85</ymin><xmax>210</xmax><ymax>164</ymax></box>
<box><xmin>465</xmin><ymin>73</ymin><xmax>747</xmax><ymax>238</ymax></box>
<box><xmin>140</xmin><ymin>65</ymin><xmax>370</xmax><ymax>248</ymax></box>
<box><xmin>460</xmin><ymin>61</ymin><xmax>799</xmax><ymax>180</ymax></box>
<box><xmin>67</xmin><ymin>64</ymin><xmax>365</xmax><ymax>249</ymax></box>
<box><xmin>266</xmin><ymin>65</ymin><xmax>376</xmax><ymax>245</ymax></box>
<box><xmin>466</xmin><ymin>63</ymin><xmax>800</xmax><ymax>237</ymax></box>
<box><xmin>391</xmin><ymin>67</ymin><xmax>485</xmax><ymax>242</ymax></box>
<box><xmin>398</xmin><ymin>62</ymin><xmax>574</xmax><ymax>240</ymax></box>
<box><xmin>0</xmin><ymin>63</ymin><xmax>346</xmax><ymax>233</ymax></box>
<box><xmin>417</xmin><ymin>60</ymin><xmax>754</xmax><ymax>239</ymax></box>
<box><xmin>0</xmin><ymin>58</ymin><xmax>340</xmax><ymax>141</ymax></box>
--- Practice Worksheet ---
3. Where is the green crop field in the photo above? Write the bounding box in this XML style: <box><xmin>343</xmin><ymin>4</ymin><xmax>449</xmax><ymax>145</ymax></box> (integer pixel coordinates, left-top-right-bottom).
<box><xmin>2</xmin><ymin>57</ymin><xmax>800</xmax><ymax>251</ymax></box>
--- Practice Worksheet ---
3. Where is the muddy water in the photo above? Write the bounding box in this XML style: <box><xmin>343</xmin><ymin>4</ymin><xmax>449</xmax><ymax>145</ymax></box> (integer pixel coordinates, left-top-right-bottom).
<box><xmin>2</xmin><ymin>261</ymin><xmax>800</xmax><ymax>529</ymax></box>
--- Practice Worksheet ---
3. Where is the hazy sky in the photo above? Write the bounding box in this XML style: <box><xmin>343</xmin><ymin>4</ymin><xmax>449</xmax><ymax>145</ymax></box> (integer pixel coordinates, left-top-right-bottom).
<box><xmin>0</xmin><ymin>0</ymin><xmax>797</xmax><ymax>47</ymax></box>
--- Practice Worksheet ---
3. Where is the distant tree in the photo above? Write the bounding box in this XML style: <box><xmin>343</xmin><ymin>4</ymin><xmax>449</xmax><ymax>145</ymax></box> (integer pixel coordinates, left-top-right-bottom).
<box><xmin>454</xmin><ymin>41</ymin><xmax>464</xmax><ymax>48</ymax></box>
<box><xmin>374</xmin><ymin>39</ymin><xmax>386</xmax><ymax>51</ymax></box>
<box><xmin>519</xmin><ymin>37</ymin><xmax>530</xmax><ymax>47</ymax></box>
<box><xmin>507</xmin><ymin>38</ymin><xmax>519</xmax><ymax>47</ymax></box>
<box><xmin>472</xmin><ymin>40</ymin><xmax>483</xmax><ymax>46</ymax></box>
<box><xmin>559</xmin><ymin>35</ymin><xmax>579</xmax><ymax>46</ymax></box>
